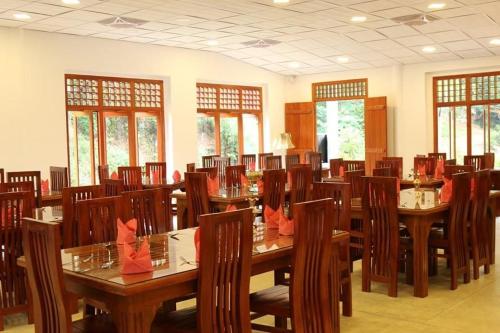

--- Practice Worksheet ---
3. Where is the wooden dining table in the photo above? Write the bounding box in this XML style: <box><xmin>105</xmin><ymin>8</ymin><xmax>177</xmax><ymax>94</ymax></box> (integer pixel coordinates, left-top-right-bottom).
<box><xmin>18</xmin><ymin>225</ymin><xmax>349</xmax><ymax>333</ymax></box>
<box><xmin>41</xmin><ymin>190</ymin><xmax>63</xmax><ymax>207</ymax></box>
<box><xmin>322</xmin><ymin>175</ymin><xmax>445</xmax><ymax>190</ymax></box>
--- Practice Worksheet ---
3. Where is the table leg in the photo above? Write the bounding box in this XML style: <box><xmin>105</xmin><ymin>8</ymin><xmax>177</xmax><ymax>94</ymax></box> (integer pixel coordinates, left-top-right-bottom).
<box><xmin>331</xmin><ymin>242</ymin><xmax>341</xmax><ymax>333</ymax></box>
<box><xmin>404</xmin><ymin>217</ymin><xmax>433</xmax><ymax>298</ymax></box>
<box><xmin>176</xmin><ymin>198</ymin><xmax>187</xmax><ymax>230</ymax></box>
<box><xmin>110</xmin><ymin>301</ymin><xmax>159</xmax><ymax>333</ymax></box>
<box><xmin>488</xmin><ymin>197</ymin><xmax>497</xmax><ymax>264</ymax></box>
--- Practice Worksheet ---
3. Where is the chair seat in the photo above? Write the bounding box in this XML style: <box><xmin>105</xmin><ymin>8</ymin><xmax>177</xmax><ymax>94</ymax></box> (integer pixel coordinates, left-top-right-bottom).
<box><xmin>152</xmin><ymin>306</ymin><xmax>197</xmax><ymax>333</ymax></box>
<box><xmin>72</xmin><ymin>314</ymin><xmax>116</xmax><ymax>333</ymax></box>
<box><xmin>250</xmin><ymin>285</ymin><xmax>290</xmax><ymax>317</ymax></box>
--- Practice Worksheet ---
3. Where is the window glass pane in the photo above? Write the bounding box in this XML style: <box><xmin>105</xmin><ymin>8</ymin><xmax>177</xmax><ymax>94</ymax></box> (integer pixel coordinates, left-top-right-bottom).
<box><xmin>220</xmin><ymin>116</ymin><xmax>239</xmax><ymax>163</ymax></box>
<box><xmin>105</xmin><ymin>115</ymin><xmax>129</xmax><ymax>174</ymax></box>
<box><xmin>437</xmin><ymin>107</ymin><xmax>452</xmax><ymax>159</ymax></box>
<box><xmin>93</xmin><ymin>112</ymin><xmax>99</xmax><ymax>182</ymax></box>
<box><xmin>491</xmin><ymin>104</ymin><xmax>500</xmax><ymax>168</ymax></box>
<box><xmin>197</xmin><ymin>115</ymin><xmax>216</xmax><ymax>164</ymax></box>
<box><xmin>455</xmin><ymin>106</ymin><xmax>467</xmax><ymax>164</ymax></box>
<box><xmin>76</xmin><ymin>115</ymin><xmax>92</xmax><ymax>185</ymax></box>
<box><xmin>68</xmin><ymin>113</ymin><xmax>78</xmax><ymax>186</ymax></box>
<box><xmin>136</xmin><ymin>115</ymin><xmax>158</xmax><ymax>166</ymax></box>
<box><xmin>471</xmin><ymin>105</ymin><xmax>486</xmax><ymax>155</ymax></box>
<box><xmin>243</xmin><ymin>114</ymin><xmax>259</xmax><ymax>154</ymax></box>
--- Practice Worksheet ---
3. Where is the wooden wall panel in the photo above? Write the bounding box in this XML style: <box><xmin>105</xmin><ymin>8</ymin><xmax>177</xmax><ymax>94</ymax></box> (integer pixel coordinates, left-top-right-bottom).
<box><xmin>365</xmin><ymin>97</ymin><xmax>387</xmax><ymax>175</ymax></box>
<box><xmin>285</xmin><ymin>102</ymin><xmax>315</xmax><ymax>161</ymax></box>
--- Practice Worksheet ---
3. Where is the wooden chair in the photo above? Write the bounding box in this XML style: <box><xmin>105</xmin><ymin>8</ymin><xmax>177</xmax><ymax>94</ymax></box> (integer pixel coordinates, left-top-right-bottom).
<box><xmin>102</xmin><ymin>179</ymin><xmax>124</xmax><ymax>197</ymax></box>
<box><xmin>444</xmin><ymin>165</ymin><xmax>473</xmax><ymax>179</ymax></box>
<box><xmin>470</xmin><ymin>170</ymin><xmax>491</xmax><ymax>280</ymax></box>
<box><xmin>0</xmin><ymin>192</ymin><xmax>33</xmax><ymax>330</ymax></box>
<box><xmin>22</xmin><ymin>218</ymin><xmax>115</xmax><ymax>333</ymax></box>
<box><xmin>345</xmin><ymin>169</ymin><xmax>365</xmax><ymax>198</ymax></box>
<box><xmin>75</xmin><ymin>197</ymin><xmax>121</xmax><ymax>246</ymax></box>
<box><xmin>288</xmin><ymin>165</ymin><xmax>312</xmax><ymax>218</ymax></box>
<box><xmin>262</xmin><ymin>169</ymin><xmax>286</xmax><ymax>222</ymax></box>
<box><xmin>485</xmin><ymin>152</ymin><xmax>495</xmax><ymax>169</ymax></box>
<box><xmin>202</xmin><ymin>154</ymin><xmax>219</xmax><ymax>168</ymax></box>
<box><xmin>382</xmin><ymin>157</ymin><xmax>403</xmax><ymax>179</ymax></box>
<box><xmin>306</xmin><ymin>152</ymin><xmax>322</xmax><ymax>182</ymax></box>
<box><xmin>250</xmin><ymin>199</ymin><xmax>336</xmax><ymax>333</ymax></box>
<box><xmin>492</xmin><ymin>170</ymin><xmax>500</xmax><ymax>190</ymax></box>
<box><xmin>428</xmin><ymin>152</ymin><xmax>446</xmax><ymax>161</ymax></box>
<box><xmin>258</xmin><ymin>153</ymin><xmax>273</xmax><ymax>170</ymax></box>
<box><xmin>155</xmin><ymin>208</ymin><xmax>253</xmax><ymax>332</ymax></box>
<box><xmin>361</xmin><ymin>176</ymin><xmax>402</xmax><ymax>297</ymax></box>
<box><xmin>0</xmin><ymin>181</ymin><xmax>36</xmax><ymax>210</ymax></box>
<box><xmin>414</xmin><ymin>157</ymin><xmax>436</xmax><ymax>176</ymax></box>
<box><xmin>285</xmin><ymin>154</ymin><xmax>300</xmax><ymax>172</ymax></box>
<box><xmin>118</xmin><ymin>167</ymin><xmax>143</xmax><ymax>191</ymax></box>
<box><xmin>429</xmin><ymin>172</ymin><xmax>472</xmax><ymax>290</ymax></box>
<box><xmin>312</xmin><ymin>182</ymin><xmax>352</xmax><ymax>316</ymax></box>
<box><xmin>49</xmin><ymin>166</ymin><xmax>68</xmax><ymax>192</ymax></box>
<box><xmin>145</xmin><ymin>162</ymin><xmax>167</xmax><ymax>182</ymax></box>
<box><xmin>226</xmin><ymin>165</ymin><xmax>246</xmax><ymax>188</ymax></box>
<box><xmin>343</xmin><ymin>160</ymin><xmax>365</xmax><ymax>172</ymax></box>
<box><xmin>121</xmin><ymin>189</ymin><xmax>167</xmax><ymax>236</ymax></box>
<box><xmin>213</xmin><ymin>157</ymin><xmax>230</xmax><ymax>188</ymax></box>
<box><xmin>97</xmin><ymin>165</ymin><xmax>109</xmax><ymax>184</ymax></box>
<box><xmin>186</xmin><ymin>163</ymin><xmax>196</xmax><ymax>173</ymax></box>
<box><xmin>7</xmin><ymin>171</ymin><xmax>42</xmax><ymax>208</ymax></box>
<box><xmin>240</xmin><ymin>154</ymin><xmax>256</xmax><ymax>170</ymax></box>
<box><xmin>62</xmin><ymin>185</ymin><xmax>104</xmax><ymax>248</ymax></box>
<box><xmin>329</xmin><ymin>158</ymin><xmax>343</xmax><ymax>177</ymax></box>
<box><xmin>464</xmin><ymin>155</ymin><xmax>485</xmax><ymax>171</ymax></box>
<box><xmin>445</xmin><ymin>159</ymin><xmax>457</xmax><ymax>166</ymax></box>
<box><xmin>375</xmin><ymin>160</ymin><xmax>399</xmax><ymax>178</ymax></box>
<box><xmin>265</xmin><ymin>156</ymin><xmax>282</xmax><ymax>170</ymax></box>
<box><xmin>0</xmin><ymin>169</ymin><xmax>3</xmax><ymax>183</ymax></box>
<box><xmin>185</xmin><ymin>172</ymin><xmax>210</xmax><ymax>229</ymax></box>
<box><xmin>196</xmin><ymin>167</ymin><xmax>218</xmax><ymax>179</ymax></box>
<box><xmin>372</xmin><ymin>167</ymin><xmax>392</xmax><ymax>177</ymax></box>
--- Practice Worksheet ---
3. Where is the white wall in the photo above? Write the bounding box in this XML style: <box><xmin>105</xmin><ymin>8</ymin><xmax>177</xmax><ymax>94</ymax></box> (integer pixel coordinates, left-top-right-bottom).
<box><xmin>0</xmin><ymin>27</ymin><xmax>286</xmax><ymax>179</ymax></box>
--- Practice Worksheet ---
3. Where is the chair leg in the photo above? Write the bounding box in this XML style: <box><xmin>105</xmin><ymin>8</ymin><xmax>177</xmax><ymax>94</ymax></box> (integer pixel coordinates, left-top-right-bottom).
<box><xmin>341</xmin><ymin>277</ymin><xmax>352</xmax><ymax>317</ymax></box>
<box><xmin>405</xmin><ymin>250</ymin><xmax>414</xmax><ymax>285</ymax></box>
<box><xmin>274</xmin><ymin>316</ymin><xmax>287</xmax><ymax>329</ymax></box>
<box><xmin>0</xmin><ymin>315</ymin><xmax>4</xmax><ymax>331</ymax></box>
<box><xmin>473</xmin><ymin>252</ymin><xmax>480</xmax><ymax>280</ymax></box>
<box><xmin>450</xmin><ymin>262</ymin><xmax>458</xmax><ymax>290</ymax></box>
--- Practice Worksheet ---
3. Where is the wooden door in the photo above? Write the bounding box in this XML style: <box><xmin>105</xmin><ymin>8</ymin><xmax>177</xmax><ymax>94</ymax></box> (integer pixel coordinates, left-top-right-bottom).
<box><xmin>285</xmin><ymin>102</ymin><xmax>315</xmax><ymax>161</ymax></box>
<box><xmin>364</xmin><ymin>97</ymin><xmax>387</xmax><ymax>175</ymax></box>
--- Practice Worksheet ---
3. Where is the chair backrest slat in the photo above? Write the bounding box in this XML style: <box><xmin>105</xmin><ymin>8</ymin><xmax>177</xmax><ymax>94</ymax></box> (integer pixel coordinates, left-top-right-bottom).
<box><xmin>375</xmin><ymin>160</ymin><xmax>400</xmax><ymax>178</ymax></box>
<box><xmin>485</xmin><ymin>152</ymin><xmax>495</xmax><ymax>169</ymax></box>
<box><xmin>226</xmin><ymin>165</ymin><xmax>246</xmax><ymax>188</ymax></box>
<box><xmin>345</xmin><ymin>169</ymin><xmax>365</xmax><ymax>198</ymax></box>
<box><xmin>118</xmin><ymin>167</ymin><xmax>143</xmax><ymax>191</ymax></box>
<box><xmin>428</xmin><ymin>152</ymin><xmax>446</xmax><ymax>161</ymax></box>
<box><xmin>145</xmin><ymin>162</ymin><xmax>167</xmax><ymax>181</ymax></box>
<box><xmin>444</xmin><ymin>165</ymin><xmax>473</xmax><ymax>179</ymax></box>
<box><xmin>464</xmin><ymin>155</ymin><xmax>485</xmax><ymax>171</ymax></box>
<box><xmin>471</xmin><ymin>170</ymin><xmax>491</xmax><ymax>266</ymax></box>
<box><xmin>373</xmin><ymin>167</ymin><xmax>392</xmax><ymax>177</ymax></box>
<box><xmin>102</xmin><ymin>179</ymin><xmax>124</xmax><ymax>197</ymax></box>
<box><xmin>382</xmin><ymin>157</ymin><xmax>403</xmax><ymax>179</ymax></box>
<box><xmin>258</xmin><ymin>153</ymin><xmax>273</xmax><ymax>170</ymax></box>
<box><xmin>265</xmin><ymin>156</ymin><xmax>282</xmax><ymax>170</ymax></box>
<box><xmin>262</xmin><ymin>169</ymin><xmax>286</xmax><ymax>216</ymax></box>
<box><xmin>185</xmin><ymin>172</ymin><xmax>210</xmax><ymax>228</ymax></box>
<box><xmin>213</xmin><ymin>157</ymin><xmax>230</xmax><ymax>188</ymax></box>
<box><xmin>312</xmin><ymin>182</ymin><xmax>351</xmax><ymax>232</ymax></box>
<box><xmin>75</xmin><ymin>196</ymin><xmax>121</xmax><ymax>246</ymax></box>
<box><xmin>305</xmin><ymin>152</ymin><xmax>322</xmax><ymax>182</ymax></box>
<box><xmin>202</xmin><ymin>155</ymin><xmax>220</xmax><ymax>168</ymax></box>
<box><xmin>343</xmin><ymin>160</ymin><xmax>365</xmax><ymax>173</ymax></box>
<box><xmin>240</xmin><ymin>154</ymin><xmax>256</xmax><ymax>171</ymax></box>
<box><xmin>121</xmin><ymin>189</ymin><xmax>167</xmax><ymax>236</ymax></box>
<box><xmin>97</xmin><ymin>165</ymin><xmax>109</xmax><ymax>184</ymax></box>
<box><xmin>0</xmin><ymin>181</ymin><xmax>36</xmax><ymax>209</ymax></box>
<box><xmin>186</xmin><ymin>163</ymin><xmax>196</xmax><ymax>173</ymax></box>
<box><xmin>414</xmin><ymin>157</ymin><xmax>436</xmax><ymax>176</ymax></box>
<box><xmin>285</xmin><ymin>154</ymin><xmax>300</xmax><ymax>172</ymax></box>
<box><xmin>289</xmin><ymin>165</ymin><xmax>312</xmax><ymax>217</ymax></box>
<box><xmin>329</xmin><ymin>158</ymin><xmax>343</xmax><ymax>177</ymax></box>
<box><xmin>7</xmin><ymin>171</ymin><xmax>42</xmax><ymax>208</ymax></box>
<box><xmin>49</xmin><ymin>166</ymin><xmax>68</xmax><ymax>192</ymax></box>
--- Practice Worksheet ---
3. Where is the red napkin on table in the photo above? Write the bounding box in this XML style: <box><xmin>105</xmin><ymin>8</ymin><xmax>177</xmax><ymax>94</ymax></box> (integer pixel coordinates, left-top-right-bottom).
<box><xmin>241</xmin><ymin>174</ymin><xmax>249</xmax><ymax>187</ymax></box>
<box><xmin>440</xmin><ymin>177</ymin><xmax>453</xmax><ymax>203</ymax></box>
<box><xmin>41</xmin><ymin>179</ymin><xmax>49</xmax><ymax>193</ymax></box>
<box><xmin>194</xmin><ymin>227</ymin><xmax>200</xmax><ymax>262</ymax></box>
<box><xmin>417</xmin><ymin>164</ymin><xmax>426</xmax><ymax>177</ymax></box>
<box><xmin>264</xmin><ymin>205</ymin><xmax>282</xmax><ymax>229</ymax></box>
<box><xmin>278</xmin><ymin>212</ymin><xmax>294</xmax><ymax>236</ymax></box>
<box><xmin>226</xmin><ymin>204</ymin><xmax>237</xmax><ymax>212</ymax></box>
<box><xmin>151</xmin><ymin>170</ymin><xmax>160</xmax><ymax>185</ymax></box>
<box><xmin>111</xmin><ymin>171</ymin><xmax>119</xmax><ymax>180</ymax></box>
<box><xmin>172</xmin><ymin>170</ymin><xmax>181</xmax><ymax>183</ymax></box>
<box><xmin>434</xmin><ymin>159</ymin><xmax>444</xmax><ymax>179</ymax></box>
<box><xmin>121</xmin><ymin>239</ymin><xmax>153</xmax><ymax>275</ymax></box>
<box><xmin>249</xmin><ymin>162</ymin><xmax>256</xmax><ymax>171</ymax></box>
<box><xmin>116</xmin><ymin>218</ymin><xmax>137</xmax><ymax>245</ymax></box>
<box><xmin>257</xmin><ymin>179</ymin><xmax>264</xmax><ymax>194</ymax></box>
<box><xmin>339</xmin><ymin>166</ymin><xmax>345</xmax><ymax>177</ymax></box>
<box><xmin>207</xmin><ymin>176</ymin><xmax>219</xmax><ymax>195</ymax></box>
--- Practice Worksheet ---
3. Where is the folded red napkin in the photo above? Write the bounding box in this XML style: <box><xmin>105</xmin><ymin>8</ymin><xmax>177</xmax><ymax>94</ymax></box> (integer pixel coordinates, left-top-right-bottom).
<box><xmin>226</xmin><ymin>204</ymin><xmax>237</xmax><ymax>211</ymax></box>
<box><xmin>172</xmin><ymin>170</ymin><xmax>181</xmax><ymax>183</ymax></box>
<box><xmin>117</xmin><ymin>218</ymin><xmax>137</xmax><ymax>245</ymax></box>
<box><xmin>121</xmin><ymin>239</ymin><xmax>153</xmax><ymax>275</ymax></box>
<box><xmin>151</xmin><ymin>170</ymin><xmax>160</xmax><ymax>185</ymax></box>
<box><xmin>440</xmin><ymin>177</ymin><xmax>453</xmax><ymax>203</ymax></box>
<box><xmin>241</xmin><ymin>174</ymin><xmax>249</xmax><ymax>187</ymax></box>
<box><xmin>339</xmin><ymin>165</ymin><xmax>345</xmax><ymax>177</ymax></box>
<box><xmin>194</xmin><ymin>227</ymin><xmax>200</xmax><ymax>262</ymax></box>
<box><xmin>111</xmin><ymin>171</ymin><xmax>119</xmax><ymax>180</ymax></box>
<box><xmin>41</xmin><ymin>179</ymin><xmax>49</xmax><ymax>193</ymax></box>
<box><xmin>264</xmin><ymin>205</ymin><xmax>282</xmax><ymax>229</ymax></box>
<box><xmin>257</xmin><ymin>179</ymin><xmax>264</xmax><ymax>194</ymax></box>
<box><xmin>249</xmin><ymin>161</ymin><xmax>256</xmax><ymax>171</ymax></box>
<box><xmin>207</xmin><ymin>176</ymin><xmax>219</xmax><ymax>195</ymax></box>
<box><xmin>278</xmin><ymin>212</ymin><xmax>294</xmax><ymax>236</ymax></box>
<box><xmin>434</xmin><ymin>159</ymin><xmax>444</xmax><ymax>179</ymax></box>
<box><xmin>417</xmin><ymin>164</ymin><xmax>426</xmax><ymax>177</ymax></box>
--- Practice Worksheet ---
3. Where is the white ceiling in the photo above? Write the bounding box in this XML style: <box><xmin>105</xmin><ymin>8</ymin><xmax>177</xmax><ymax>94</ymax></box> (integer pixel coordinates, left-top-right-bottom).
<box><xmin>2</xmin><ymin>0</ymin><xmax>500</xmax><ymax>75</ymax></box>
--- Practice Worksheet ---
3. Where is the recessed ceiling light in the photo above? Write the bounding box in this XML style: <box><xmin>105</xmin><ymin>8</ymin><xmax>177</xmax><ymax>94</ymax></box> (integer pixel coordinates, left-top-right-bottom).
<box><xmin>490</xmin><ymin>39</ymin><xmax>500</xmax><ymax>46</ymax></box>
<box><xmin>13</xmin><ymin>12</ymin><xmax>31</xmax><ymax>20</ymax></box>
<box><xmin>62</xmin><ymin>0</ymin><xmax>80</xmax><ymax>4</ymax></box>
<box><xmin>288</xmin><ymin>61</ymin><xmax>300</xmax><ymax>69</ymax></box>
<box><xmin>428</xmin><ymin>3</ymin><xmax>446</xmax><ymax>10</ymax></box>
<box><xmin>336</xmin><ymin>56</ymin><xmax>349</xmax><ymax>63</ymax></box>
<box><xmin>273</xmin><ymin>0</ymin><xmax>290</xmax><ymax>4</ymax></box>
<box><xmin>206</xmin><ymin>40</ymin><xmax>219</xmax><ymax>46</ymax></box>
<box><xmin>422</xmin><ymin>46</ymin><xmax>436</xmax><ymax>53</ymax></box>
<box><xmin>351</xmin><ymin>16</ymin><xmax>367</xmax><ymax>23</ymax></box>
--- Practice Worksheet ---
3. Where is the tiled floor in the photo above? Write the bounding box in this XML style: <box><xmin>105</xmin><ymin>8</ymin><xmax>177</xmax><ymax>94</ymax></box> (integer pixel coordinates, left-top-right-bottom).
<box><xmin>5</xmin><ymin>219</ymin><xmax>500</xmax><ymax>332</ymax></box>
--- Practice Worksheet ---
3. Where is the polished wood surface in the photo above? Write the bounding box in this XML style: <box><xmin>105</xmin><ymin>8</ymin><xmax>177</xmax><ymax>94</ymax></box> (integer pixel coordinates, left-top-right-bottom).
<box><xmin>343</xmin><ymin>160</ymin><xmax>365</xmax><ymax>172</ymax></box>
<box><xmin>263</xmin><ymin>169</ymin><xmax>286</xmax><ymax>214</ymax></box>
<box><xmin>375</xmin><ymin>159</ymin><xmax>400</xmax><ymax>178</ymax></box>
<box><xmin>258</xmin><ymin>153</ymin><xmax>273</xmax><ymax>170</ymax></box>
<box><xmin>0</xmin><ymin>169</ymin><xmax>3</xmax><ymax>183</ymax></box>
<box><xmin>285</xmin><ymin>102</ymin><xmax>315</xmax><ymax>157</ymax></box>
<box><xmin>444</xmin><ymin>164</ymin><xmax>473</xmax><ymax>179</ymax></box>
<box><xmin>345</xmin><ymin>169</ymin><xmax>365</xmax><ymax>198</ymax></box>
<box><xmin>285</xmin><ymin>154</ymin><xmax>300</xmax><ymax>171</ymax></box>
<box><xmin>329</xmin><ymin>158</ymin><xmax>343</xmax><ymax>177</ymax></box>
<box><xmin>185</xmin><ymin>172</ymin><xmax>210</xmax><ymax>229</ymax></box>
<box><xmin>226</xmin><ymin>164</ymin><xmax>246</xmax><ymax>188</ymax></box>
<box><xmin>382</xmin><ymin>157</ymin><xmax>403</xmax><ymax>179</ymax></box>
<box><xmin>0</xmin><ymin>181</ymin><xmax>36</xmax><ymax>210</ymax></box>
<box><xmin>306</xmin><ymin>151</ymin><xmax>322</xmax><ymax>182</ymax></box>
<box><xmin>49</xmin><ymin>166</ymin><xmax>68</xmax><ymax>193</ymax></box>
<box><xmin>121</xmin><ymin>189</ymin><xmax>167</xmax><ymax>236</ymax></box>
<box><xmin>265</xmin><ymin>156</ymin><xmax>282</xmax><ymax>170</ymax></box>
<box><xmin>414</xmin><ymin>157</ymin><xmax>437</xmax><ymax>176</ymax></box>
<box><xmin>98</xmin><ymin>165</ymin><xmax>109</xmax><ymax>184</ymax></box>
<box><xmin>240</xmin><ymin>154</ymin><xmax>256</xmax><ymax>171</ymax></box>
<box><xmin>289</xmin><ymin>165</ymin><xmax>312</xmax><ymax>217</ymax></box>
<box><xmin>364</xmin><ymin>96</ymin><xmax>388</xmax><ymax>175</ymax></box>
<box><xmin>142</xmin><ymin>180</ymin><xmax>185</xmax><ymax>231</ymax></box>
<box><xmin>186</xmin><ymin>163</ymin><xmax>195</xmax><ymax>173</ymax></box>
<box><xmin>213</xmin><ymin>156</ymin><xmax>230</xmax><ymax>187</ymax></box>
<box><xmin>372</xmin><ymin>167</ymin><xmax>391</xmax><ymax>176</ymax></box>
<box><xmin>464</xmin><ymin>155</ymin><xmax>485</xmax><ymax>171</ymax></box>
<box><xmin>145</xmin><ymin>162</ymin><xmax>166</xmax><ymax>182</ymax></box>
<box><xmin>102</xmin><ymin>179</ymin><xmax>124</xmax><ymax>197</ymax></box>
<box><xmin>118</xmin><ymin>167</ymin><xmax>143</xmax><ymax>192</ymax></box>
<box><xmin>76</xmin><ymin>196</ymin><xmax>121</xmax><ymax>246</ymax></box>
<box><xmin>6</xmin><ymin>171</ymin><xmax>42</xmax><ymax>208</ymax></box>
<box><xmin>201</xmin><ymin>155</ymin><xmax>219</xmax><ymax>168</ymax></box>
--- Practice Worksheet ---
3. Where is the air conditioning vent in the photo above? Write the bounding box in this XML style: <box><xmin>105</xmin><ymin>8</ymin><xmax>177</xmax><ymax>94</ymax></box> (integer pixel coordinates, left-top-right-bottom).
<box><xmin>392</xmin><ymin>14</ymin><xmax>439</xmax><ymax>26</ymax></box>
<box><xmin>242</xmin><ymin>39</ymin><xmax>281</xmax><ymax>48</ymax></box>
<box><xmin>98</xmin><ymin>16</ymin><xmax>147</xmax><ymax>29</ymax></box>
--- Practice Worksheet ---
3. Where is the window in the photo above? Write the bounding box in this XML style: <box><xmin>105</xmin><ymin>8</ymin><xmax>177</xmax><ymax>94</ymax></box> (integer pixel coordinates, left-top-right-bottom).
<box><xmin>433</xmin><ymin>72</ymin><xmax>500</xmax><ymax>167</ymax></box>
<box><xmin>65</xmin><ymin>75</ymin><xmax>165</xmax><ymax>185</ymax></box>
<box><xmin>196</xmin><ymin>83</ymin><xmax>263</xmax><ymax>164</ymax></box>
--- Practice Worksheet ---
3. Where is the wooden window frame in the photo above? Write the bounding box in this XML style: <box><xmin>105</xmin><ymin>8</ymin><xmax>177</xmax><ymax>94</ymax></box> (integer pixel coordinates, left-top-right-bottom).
<box><xmin>433</xmin><ymin>70</ymin><xmax>500</xmax><ymax>156</ymax></box>
<box><xmin>65</xmin><ymin>74</ymin><xmax>165</xmax><ymax>185</ymax></box>
<box><xmin>196</xmin><ymin>83</ymin><xmax>263</xmax><ymax>157</ymax></box>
